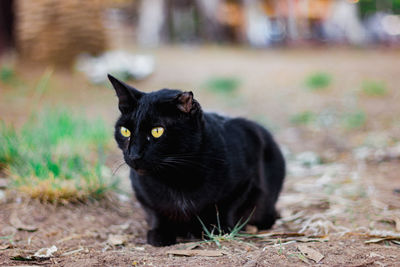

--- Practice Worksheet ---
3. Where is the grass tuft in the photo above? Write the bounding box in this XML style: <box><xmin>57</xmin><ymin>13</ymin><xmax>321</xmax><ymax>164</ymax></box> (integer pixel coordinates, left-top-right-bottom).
<box><xmin>205</xmin><ymin>77</ymin><xmax>240</xmax><ymax>95</ymax></box>
<box><xmin>305</xmin><ymin>72</ymin><xmax>332</xmax><ymax>91</ymax></box>
<box><xmin>341</xmin><ymin>110</ymin><xmax>367</xmax><ymax>130</ymax></box>
<box><xmin>0</xmin><ymin>108</ymin><xmax>118</xmax><ymax>203</ymax></box>
<box><xmin>0</xmin><ymin>65</ymin><xmax>15</xmax><ymax>84</ymax></box>
<box><xmin>361</xmin><ymin>81</ymin><xmax>387</xmax><ymax>96</ymax></box>
<box><xmin>290</xmin><ymin>111</ymin><xmax>316</xmax><ymax>125</ymax></box>
<box><xmin>197</xmin><ymin>209</ymin><xmax>255</xmax><ymax>247</ymax></box>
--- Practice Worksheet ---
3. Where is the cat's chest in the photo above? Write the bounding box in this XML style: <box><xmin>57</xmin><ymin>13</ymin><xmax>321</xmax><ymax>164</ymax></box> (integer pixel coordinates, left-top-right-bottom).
<box><xmin>155</xmin><ymin>190</ymin><xmax>196</xmax><ymax>221</ymax></box>
<box><xmin>135</xmin><ymin>177</ymin><xmax>198</xmax><ymax>221</ymax></box>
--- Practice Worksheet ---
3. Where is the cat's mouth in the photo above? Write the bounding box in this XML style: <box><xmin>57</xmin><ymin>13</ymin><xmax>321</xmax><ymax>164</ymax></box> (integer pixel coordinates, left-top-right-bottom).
<box><xmin>136</xmin><ymin>169</ymin><xmax>147</xmax><ymax>175</ymax></box>
<box><xmin>124</xmin><ymin>157</ymin><xmax>148</xmax><ymax>175</ymax></box>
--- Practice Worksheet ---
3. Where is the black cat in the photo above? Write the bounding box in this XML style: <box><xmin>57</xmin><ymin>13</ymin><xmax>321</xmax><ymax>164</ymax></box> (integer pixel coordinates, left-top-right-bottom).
<box><xmin>108</xmin><ymin>74</ymin><xmax>285</xmax><ymax>246</ymax></box>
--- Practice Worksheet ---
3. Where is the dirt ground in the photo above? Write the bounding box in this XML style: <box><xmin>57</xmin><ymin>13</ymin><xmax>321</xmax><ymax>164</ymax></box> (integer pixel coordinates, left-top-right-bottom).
<box><xmin>1</xmin><ymin>47</ymin><xmax>400</xmax><ymax>266</ymax></box>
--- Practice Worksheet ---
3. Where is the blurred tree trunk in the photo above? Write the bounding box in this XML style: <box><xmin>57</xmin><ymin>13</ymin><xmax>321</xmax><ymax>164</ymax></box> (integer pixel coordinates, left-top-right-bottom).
<box><xmin>243</xmin><ymin>0</ymin><xmax>271</xmax><ymax>47</ymax></box>
<box><xmin>0</xmin><ymin>0</ymin><xmax>15</xmax><ymax>55</ymax></box>
<box><xmin>287</xmin><ymin>0</ymin><xmax>298</xmax><ymax>41</ymax></box>
<box><xmin>137</xmin><ymin>0</ymin><xmax>165</xmax><ymax>46</ymax></box>
<box><xmin>196</xmin><ymin>0</ymin><xmax>223</xmax><ymax>42</ymax></box>
<box><xmin>167</xmin><ymin>0</ymin><xmax>198</xmax><ymax>43</ymax></box>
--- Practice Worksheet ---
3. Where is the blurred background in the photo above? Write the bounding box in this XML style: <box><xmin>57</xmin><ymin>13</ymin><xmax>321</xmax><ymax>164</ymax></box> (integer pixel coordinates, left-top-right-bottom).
<box><xmin>0</xmin><ymin>0</ymin><xmax>399</xmax><ymax>201</ymax></box>
<box><xmin>2</xmin><ymin>0</ymin><xmax>400</xmax><ymax>54</ymax></box>
<box><xmin>0</xmin><ymin>1</ymin><xmax>400</xmax><ymax>264</ymax></box>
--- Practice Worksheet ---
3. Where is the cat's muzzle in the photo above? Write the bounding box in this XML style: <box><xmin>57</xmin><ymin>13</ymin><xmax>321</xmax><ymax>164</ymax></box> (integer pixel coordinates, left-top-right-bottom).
<box><xmin>125</xmin><ymin>155</ymin><xmax>148</xmax><ymax>175</ymax></box>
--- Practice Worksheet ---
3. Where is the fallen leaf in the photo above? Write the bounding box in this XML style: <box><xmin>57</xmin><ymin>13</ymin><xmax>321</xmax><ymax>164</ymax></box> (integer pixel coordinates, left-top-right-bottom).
<box><xmin>10</xmin><ymin>256</ymin><xmax>35</xmax><ymax>261</ymax></box>
<box><xmin>297</xmin><ymin>244</ymin><xmax>324</xmax><ymax>263</ymax></box>
<box><xmin>33</xmin><ymin>245</ymin><xmax>57</xmax><ymax>259</ymax></box>
<box><xmin>255</xmin><ymin>232</ymin><xmax>305</xmax><ymax>238</ymax></box>
<box><xmin>166</xmin><ymin>249</ymin><xmax>224</xmax><ymax>257</ymax></box>
<box><xmin>365</xmin><ymin>238</ymin><xmax>386</xmax><ymax>244</ymax></box>
<box><xmin>10</xmin><ymin>247</ymin><xmax>57</xmax><ymax>262</ymax></box>
<box><xmin>107</xmin><ymin>234</ymin><xmax>127</xmax><ymax>246</ymax></box>
<box><xmin>179</xmin><ymin>242</ymin><xmax>200</xmax><ymax>250</ymax></box>
<box><xmin>262</xmin><ymin>236</ymin><xmax>329</xmax><ymax>244</ymax></box>
<box><xmin>295</xmin><ymin>237</ymin><xmax>329</xmax><ymax>243</ymax></box>
<box><xmin>369</xmin><ymin>252</ymin><xmax>384</xmax><ymax>259</ymax></box>
<box><xmin>61</xmin><ymin>247</ymin><xmax>84</xmax><ymax>256</ymax></box>
<box><xmin>10</xmin><ymin>250</ymin><xmax>36</xmax><ymax>261</ymax></box>
<box><xmin>368</xmin><ymin>229</ymin><xmax>400</xmax><ymax>238</ymax></box>
<box><xmin>10</xmin><ymin>212</ymin><xmax>38</xmax><ymax>232</ymax></box>
<box><xmin>391</xmin><ymin>240</ymin><xmax>400</xmax><ymax>245</ymax></box>
<box><xmin>365</xmin><ymin>237</ymin><xmax>400</xmax><ymax>244</ymax></box>
<box><xmin>0</xmin><ymin>244</ymin><xmax>10</xmax><ymax>250</ymax></box>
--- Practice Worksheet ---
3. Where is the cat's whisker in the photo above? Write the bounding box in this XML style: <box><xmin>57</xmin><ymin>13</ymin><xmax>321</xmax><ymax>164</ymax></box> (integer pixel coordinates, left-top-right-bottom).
<box><xmin>112</xmin><ymin>161</ymin><xmax>127</xmax><ymax>177</ymax></box>
<box><xmin>161</xmin><ymin>153</ymin><xmax>226</xmax><ymax>163</ymax></box>
<box><xmin>161</xmin><ymin>157</ymin><xmax>212</xmax><ymax>171</ymax></box>
<box><xmin>163</xmin><ymin>159</ymin><xmax>207</xmax><ymax>169</ymax></box>
<box><xmin>156</xmin><ymin>161</ymin><xmax>187</xmax><ymax>175</ymax></box>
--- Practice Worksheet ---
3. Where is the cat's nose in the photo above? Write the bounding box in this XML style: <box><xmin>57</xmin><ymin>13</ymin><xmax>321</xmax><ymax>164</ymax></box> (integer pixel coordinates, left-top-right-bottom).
<box><xmin>126</xmin><ymin>153</ymin><xmax>143</xmax><ymax>169</ymax></box>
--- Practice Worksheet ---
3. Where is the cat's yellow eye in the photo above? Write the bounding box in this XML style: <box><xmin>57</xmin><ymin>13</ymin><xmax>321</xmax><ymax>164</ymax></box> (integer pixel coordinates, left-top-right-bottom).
<box><xmin>120</xmin><ymin>127</ymin><xmax>131</xmax><ymax>138</ymax></box>
<box><xmin>151</xmin><ymin>127</ymin><xmax>164</xmax><ymax>138</ymax></box>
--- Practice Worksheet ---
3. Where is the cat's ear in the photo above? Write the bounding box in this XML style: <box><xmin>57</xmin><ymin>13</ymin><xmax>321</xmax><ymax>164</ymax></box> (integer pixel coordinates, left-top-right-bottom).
<box><xmin>108</xmin><ymin>74</ymin><xmax>143</xmax><ymax>113</ymax></box>
<box><xmin>175</xmin><ymin>91</ymin><xmax>200</xmax><ymax>114</ymax></box>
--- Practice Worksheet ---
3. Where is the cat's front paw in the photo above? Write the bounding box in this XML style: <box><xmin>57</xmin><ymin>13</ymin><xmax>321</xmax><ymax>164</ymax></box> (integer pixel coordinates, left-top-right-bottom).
<box><xmin>147</xmin><ymin>229</ymin><xmax>177</xmax><ymax>247</ymax></box>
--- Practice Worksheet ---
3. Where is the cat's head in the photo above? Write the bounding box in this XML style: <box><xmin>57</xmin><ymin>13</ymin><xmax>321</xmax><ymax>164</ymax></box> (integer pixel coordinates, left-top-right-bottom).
<box><xmin>108</xmin><ymin>74</ymin><xmax>204</xmax><ymax>175</ymax></box>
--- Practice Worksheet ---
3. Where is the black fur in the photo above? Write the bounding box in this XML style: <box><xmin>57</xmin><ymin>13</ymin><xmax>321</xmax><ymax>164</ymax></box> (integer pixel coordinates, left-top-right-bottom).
<box><xmin>108</xmin><ymin>74</ymin><xmax>285</xmax><ymax>246</ymax></box>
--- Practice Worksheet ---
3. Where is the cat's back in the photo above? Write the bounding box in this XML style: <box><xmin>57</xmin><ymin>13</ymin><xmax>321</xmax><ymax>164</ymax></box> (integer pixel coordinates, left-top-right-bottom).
<box><xmin>204</xmin><ymin>112</ymin><xmax>273</xmax><ymax>148</ymax></box>
<box><xmin>203</xmin><ymin>112</ymin><xmax>229</xmax><ymax>127</ymax></box>
<box><xmin>202</xmin><ymin>112</ymin><xmax>285</xmax><ymax>206</ymax></box>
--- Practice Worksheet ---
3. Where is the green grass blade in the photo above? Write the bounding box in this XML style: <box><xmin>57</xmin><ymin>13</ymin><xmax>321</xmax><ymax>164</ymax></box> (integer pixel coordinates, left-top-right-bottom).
<box><xmin>197</xmin><ymin>216</ymin><xmax>212</xmax><ymax>238</ymax></box>
<box><xmin>229</xmin><ymin>208</ymin><xmax>256</xmax><ymax>237</ymax></box>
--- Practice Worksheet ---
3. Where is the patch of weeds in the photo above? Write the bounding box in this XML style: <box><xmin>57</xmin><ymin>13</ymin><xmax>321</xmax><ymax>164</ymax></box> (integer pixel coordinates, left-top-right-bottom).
<box><xmin>0</xmin><ymin>123</ymin><xmax>19</xmax><ymax>169</ymax></box>
<box><xmin>341</xmin><ymin>110</ymin><xmax>367</xmax><ymax>130</ymax></box>
<box><xmin>197</xmin><ymin>209</ymin><xmax>254</xmax><ymax>248</ymax></box>
<box><xmin>384</xmin><ymin>240</ymin><xmax>392</xmax><ymax>246</ymax></box>
<box><xmin>276</xmin><ymin>238</ymin><xmax>284</xmax><ymax>255</ymax></box>
<box><xmin>31</xmin><ymin>68</ymin><xmax>53</xmax><ymax>105</ymax></box>
<box><xmin>305</xmin><ymin>72</ymin><xmax>332</xmax><ymax>91</ymax></box>
<box><xmin>0</xmin><ymin>235</ymin><xmax>14</xmax><ymax>245</ymax></box>
<box><xmin>204</xmin><ymin>77</ymin><xmax>240</xmax><ymax>95</ymax></box>
<box><xmin>0</xmin><ymin>65</ymin><xmax>23</xmax><ymax>88</ymax></box>
<box><xmin>290</xmin><ymin>111</ymin><xmax>316</xmax><ymax>125</ymax></box>
<box><xmin>0</xmin><ymin>108</ymin><xmax>118</xmax><ymax>203</ymax></box>
<box><xmin>361</xmin><ymin>81</ymin><xmax>387</xmax><ymax>97</ymax></box>
<box><xmin>0</xmin><ymin>65</ymin><xmax>15</xmax><ymax>83</ymax></box>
